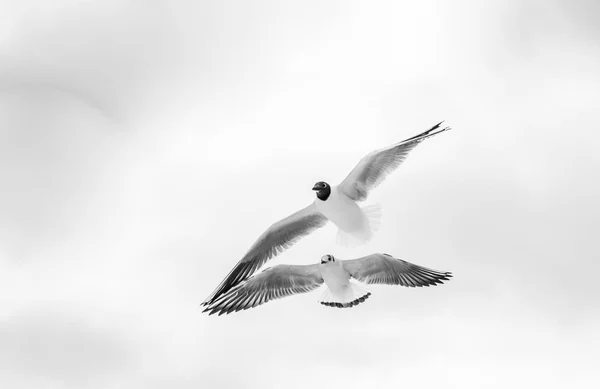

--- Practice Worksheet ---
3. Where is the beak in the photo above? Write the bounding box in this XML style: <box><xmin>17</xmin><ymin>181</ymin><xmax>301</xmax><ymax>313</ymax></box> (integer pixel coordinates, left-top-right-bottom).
<box><xmin>312</xmin><ymin>184</ymin><xmax>321</xmax><ymax>191</ymax></box>
<box><xmin>320</xmin><ymin>260</ymin><xmax>326</xmax><ymax>264</ymax></box>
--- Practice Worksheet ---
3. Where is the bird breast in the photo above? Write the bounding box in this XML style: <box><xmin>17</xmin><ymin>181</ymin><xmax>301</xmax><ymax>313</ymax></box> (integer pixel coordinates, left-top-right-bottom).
<box><xmin>315</xmin><ymin>186</ymin><xmax>365</xmax><ymax>232</ymax></box>
<box><xmin>319</xmin><ymin>262</ymin><xmax>350</xmax><ymax>292</ymax></box>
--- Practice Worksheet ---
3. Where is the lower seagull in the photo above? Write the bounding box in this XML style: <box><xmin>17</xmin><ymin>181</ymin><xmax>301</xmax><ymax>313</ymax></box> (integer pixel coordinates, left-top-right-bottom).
<box><xmin>203</xmin><ymin>253</ymin><xmax>452</xmax><ymax>316</ymax></box>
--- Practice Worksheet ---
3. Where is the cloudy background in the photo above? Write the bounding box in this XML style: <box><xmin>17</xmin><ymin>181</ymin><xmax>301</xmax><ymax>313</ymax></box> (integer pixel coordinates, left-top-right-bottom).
<box><xmin>1</xmin><ymin>0</ymin><xmax>598</xmax><ymax>388</ymax></box>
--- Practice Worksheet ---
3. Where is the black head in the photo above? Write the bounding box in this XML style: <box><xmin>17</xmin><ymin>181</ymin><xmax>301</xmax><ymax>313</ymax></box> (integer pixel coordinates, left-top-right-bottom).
<box><xmin>312</xmin><ymin>181</ymin><xmax>331</xmax><ymax>201</ymax></box>
<box><xmin>320</xmin><ymin>254</ymin><xmax>335</xmax><ymax>264</ymax></box>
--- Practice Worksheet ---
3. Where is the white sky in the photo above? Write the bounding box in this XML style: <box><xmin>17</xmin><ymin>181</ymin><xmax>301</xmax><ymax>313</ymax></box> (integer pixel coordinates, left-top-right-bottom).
<box><xmin>1</xmin><ymin>1</ymin><xmax>599</xmax><ymax>388</ymax></box>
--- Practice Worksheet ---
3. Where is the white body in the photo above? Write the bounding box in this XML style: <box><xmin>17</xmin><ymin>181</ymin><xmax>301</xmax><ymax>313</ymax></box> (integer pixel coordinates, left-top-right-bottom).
<box><xmin>315</xmin><ymin>186</ymin><xmax>365</xmax><ymax>232</ymax></box>
<box><xmin>320</xmin><ymin>259</ymin><xmax>351</xmax><ymax>292</ymax></box>
<box><xmin>314</xmin><ymin>186</ymin><xmax>381</xmax><ymax>247</ymax></box>
<box><xmin>318</xmin><ymin>259</ymin><xmax>369</xmax><ymax>306</ymax></box>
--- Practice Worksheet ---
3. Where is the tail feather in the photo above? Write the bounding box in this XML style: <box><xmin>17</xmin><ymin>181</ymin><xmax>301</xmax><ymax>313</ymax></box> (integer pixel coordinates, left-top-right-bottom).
<box><xmin>319</xmin><ymin>282</ymin><xmax>371</xmax><ymax>309</ymax></box>
<box><xmin>362</xmin><ymin>203</ymin><xmax>382</xmax><ymax>233</ymax></box>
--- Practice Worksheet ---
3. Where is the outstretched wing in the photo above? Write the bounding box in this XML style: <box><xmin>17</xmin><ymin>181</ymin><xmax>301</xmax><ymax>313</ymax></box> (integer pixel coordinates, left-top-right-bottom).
<box><xmin>203</xmin><ymin>264</ymin><xmax>324</xmax><ymax>316</ymax></box>
<box><xmin>341</xmin><ymin>253</ymin><xmax>452</xmax><ymax>287</ymax></box>
<box><xmin>202</xmin><ymin>203</ymin><xmax>328</xmax><ymax>306</ymax></box>
<box><xmin>337</xmin><ymin>121</ymin><xmax>450</xmax><ymax>202</ymax></box>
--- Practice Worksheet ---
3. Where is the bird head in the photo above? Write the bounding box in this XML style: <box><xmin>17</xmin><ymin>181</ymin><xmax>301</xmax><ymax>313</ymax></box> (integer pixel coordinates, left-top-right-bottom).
<box><xmin>320</xmin><ymin>254</ymin><xmax>335</xmax><ymax>264</ymax></box>
<box><xmin>312</xmin><ymin>181</ymin><xmax>331</xmax><ymax>201</ymax></box>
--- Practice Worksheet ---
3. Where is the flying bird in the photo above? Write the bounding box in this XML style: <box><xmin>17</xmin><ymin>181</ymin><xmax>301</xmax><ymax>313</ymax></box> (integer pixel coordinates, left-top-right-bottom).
<box><xmin>203</xmin><ymin>253</ymin><xmax>452</xmax><ymax>316</ymax></box>
<box><xmin>202</xmin><ymin>121</ymin><xmax>450</xmax><ymax>306</ymax></box>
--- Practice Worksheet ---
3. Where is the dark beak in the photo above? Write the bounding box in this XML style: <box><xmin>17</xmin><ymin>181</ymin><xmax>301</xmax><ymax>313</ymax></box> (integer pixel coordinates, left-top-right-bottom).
<box><xmin>320</xmin><ymin>260</ymin><xmax>326</xmax><ymax>264</ymax></box>
<box><xmin>312</xmin><ymin>184</ymin><xmax>321</xmax><ymax>191</ymax></box>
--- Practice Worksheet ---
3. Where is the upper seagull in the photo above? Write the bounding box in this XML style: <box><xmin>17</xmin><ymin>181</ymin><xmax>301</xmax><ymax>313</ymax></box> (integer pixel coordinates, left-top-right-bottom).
<box><xmin>202</xmin><ymin>121</ymin><xmax>450</xmax><ymax>306</ymax></box>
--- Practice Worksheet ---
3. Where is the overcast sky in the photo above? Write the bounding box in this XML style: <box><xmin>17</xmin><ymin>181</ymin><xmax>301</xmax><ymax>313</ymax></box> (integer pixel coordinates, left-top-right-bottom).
<box><xmin>1</xmin><ymin>1</ymin><xmax>599</xmax><ymax>388</ymax></box>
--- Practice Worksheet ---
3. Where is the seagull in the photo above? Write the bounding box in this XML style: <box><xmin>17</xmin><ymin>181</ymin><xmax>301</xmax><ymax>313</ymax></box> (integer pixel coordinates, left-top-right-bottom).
<box><xmin>202</xmin><ymin>121</ymin><xmax>450</xmax><ymax>306</ymax></box>
<box><xmin>203</xmin><ymin>253</ymin><xmax>452</xmax><ymax>316</ymax></box>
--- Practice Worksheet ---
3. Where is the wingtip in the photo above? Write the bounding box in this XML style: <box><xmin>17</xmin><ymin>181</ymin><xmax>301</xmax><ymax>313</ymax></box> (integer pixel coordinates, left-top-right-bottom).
<box><xmin>218</xmin><ymin>309</ymin><xmax>229</xmax><ymax>317</ymax></box>
<box><xmin>200</xmin><ymin>264</ymin><xmax>252</xmax><ymax>309</ymax></box>
<box><xmin>433</xmin><ymin>271</ymin><xmax>453</xmax><ymax>285</ymax></box>
<box><xmin>432</xmin><ymin>119</ymin><xmax>453</xmax><ymax>133</ymax></box>
<box><xmin>401</xmin><ymin>121</ymin><xmax>451</xmax><ymax>143</ymax></box>
<box><xmin>204</xmin><ymin>307</ymin><xmax>223</xmax><ymax>316</ymax></box>
<box><xmin>201</xmin><ymin>306</ymin><xmax>213</xmax><ymax>315</ymax></box>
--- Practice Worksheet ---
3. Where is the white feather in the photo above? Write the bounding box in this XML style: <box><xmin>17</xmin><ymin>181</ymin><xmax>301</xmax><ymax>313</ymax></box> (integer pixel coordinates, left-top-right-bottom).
<box><xmin>315</xmin><ymin>187</ymin><xmax>381</xmax><ymax>247</ymax></box>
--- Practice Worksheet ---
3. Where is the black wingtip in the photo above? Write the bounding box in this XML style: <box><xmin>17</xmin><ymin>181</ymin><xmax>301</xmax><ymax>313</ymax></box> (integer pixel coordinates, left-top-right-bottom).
<box><xmin>202</xmin><ymin>305</ymin><xmax>227</xmax><ymax>316</ymax></box>
<box><xmin>201</xmin><ymin>306</ymin><xmax>213</xmax><ymax>315</ymax></box>
<box><xmin>201</xmin><ymin>262</ymin><xmax>254</xmax><ymax>306</ymax></box>
<box><xmin>401</xmin><ymin>120</ymin><xmax>450</xmax><ymax>143</ymax></box>
<box><xmin>430</xmin><ymin>271</ymin><xmax>453</xmax><ymax>285</ymax></box>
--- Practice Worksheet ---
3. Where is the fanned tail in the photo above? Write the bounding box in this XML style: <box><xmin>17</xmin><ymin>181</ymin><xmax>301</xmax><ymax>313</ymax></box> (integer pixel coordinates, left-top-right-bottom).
<box><xmin>319</xmin><ymin>282</ymin><xmax>371</xmax><ymax>308</ymax></box>
<box><xmin>362</xmin><ymin>203</ymin><xmax>382</xmax><ymax>233</ymax></box>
